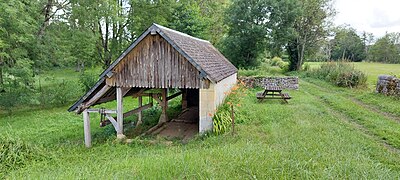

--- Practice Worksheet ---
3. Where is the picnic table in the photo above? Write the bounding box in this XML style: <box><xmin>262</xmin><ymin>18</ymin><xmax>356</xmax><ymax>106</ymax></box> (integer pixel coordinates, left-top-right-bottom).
<box><xmin>256</xmin><ymin>85</ymin><xmax>291</xmax><ymax>103</ymax></box>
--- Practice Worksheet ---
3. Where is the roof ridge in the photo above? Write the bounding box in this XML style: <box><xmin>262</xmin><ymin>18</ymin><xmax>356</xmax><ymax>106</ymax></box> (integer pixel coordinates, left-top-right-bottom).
<box><xmin>153</xmin><ymin>23</ymin><xmax>210</xmax><ymax>43</ymax></box>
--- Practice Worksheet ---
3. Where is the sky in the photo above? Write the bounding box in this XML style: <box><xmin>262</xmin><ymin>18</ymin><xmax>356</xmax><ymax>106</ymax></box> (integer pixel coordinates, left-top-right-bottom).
<box><xmin>334</xmin><ymin>0</ymin><xmax>400</xmax><ymax>38</ymax></box>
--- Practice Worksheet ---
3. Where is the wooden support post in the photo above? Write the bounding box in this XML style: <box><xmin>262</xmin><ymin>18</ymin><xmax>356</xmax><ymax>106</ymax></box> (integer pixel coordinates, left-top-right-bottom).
<box><xmin>83</xmin><ymin>109</ymin><xmax>91</xmax><ymax>148</ymax></box>
<box><xmin>116</xmin><ymin>87</ymin><xmax>125</xmax><ymax>139</ymax></box>
<box><xmin>181</xmin><ymin>89</ymin><xmax>188</xmax><ymax>110</ymax></box>
<box><xmin>137</xmin><ymin>96</ymin><xmax>143</xmax><ymax>126</ymax></box>
<box><xmin>158</xmin><ymin>88</ymin><xmax>168</xmax><ymax>124</ymax></box>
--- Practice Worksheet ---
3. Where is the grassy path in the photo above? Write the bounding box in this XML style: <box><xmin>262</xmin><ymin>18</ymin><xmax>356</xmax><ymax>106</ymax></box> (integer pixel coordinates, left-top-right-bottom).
<box><xmin>301</xmin><ymin>79</ymin><xmax>400</xmax><ymax>150</ymax></box>
<box><xmin>301</xmin><ymin>80</ymin><xmax>400</xmax><ymax>152</ymax></box>
<box><xmin>303</xmin><ymin>78</ymin><xmax>400</xmax><ymax>122</ymax></box>
<box><xmin>349</xmin><ymin>97</ymin><xmax>400</xmax><ymax>123</ymax></box>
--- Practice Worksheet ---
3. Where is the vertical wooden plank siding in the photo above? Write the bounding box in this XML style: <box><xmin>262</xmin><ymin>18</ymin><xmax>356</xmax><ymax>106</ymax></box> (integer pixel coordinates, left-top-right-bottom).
<box><xmin>106</xmin><ymin>34</ymin><xmax>208</xmax><ymax>89</ymax></box>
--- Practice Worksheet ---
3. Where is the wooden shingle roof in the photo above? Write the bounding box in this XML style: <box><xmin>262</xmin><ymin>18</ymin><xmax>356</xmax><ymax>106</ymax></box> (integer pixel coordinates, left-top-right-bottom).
<box><xmin>156</xmin><ymin>25</ymin><xmax>237</xmax><ymax>82</ymax></box>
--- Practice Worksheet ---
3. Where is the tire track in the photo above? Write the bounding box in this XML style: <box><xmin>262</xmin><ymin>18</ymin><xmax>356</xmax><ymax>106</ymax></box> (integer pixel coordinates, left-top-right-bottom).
<box><xmin>301</xmin><ymin>80</ymin><xmax>400</xmax><ymax>153</ymax></box>
<box><xmin>304</xmin><ymin>79</ymin><xmax>400</xmax><ymax>124</ymax></box>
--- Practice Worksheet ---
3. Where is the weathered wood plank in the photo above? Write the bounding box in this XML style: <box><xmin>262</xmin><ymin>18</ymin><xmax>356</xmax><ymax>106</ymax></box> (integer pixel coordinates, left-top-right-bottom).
<box><xmin>116</xmin><ymin>87</ymin><xmax>124</xmax><ymax>136</ymax></box>
<box><xmin>166</xmin><ymin>91</ymin><xmax>182</xmax><ymax>101</ymax></box>
<box><xmin>158</xmin><ymin>88</ymin><xmax>168</xmax><ymax>124</ymax></box>
<box><xmin>108</xmin><ymin>34</ymin><xmax>204</xmax><ymax>89</ymax></box>
<box><xmin>123</xmin><ymin>103</ymin><xmax>153</xmax><ymax>118</ymax></box>
<box><xmin>137</xmin><ymin>96</ymin><xmax>143</xmax><ymax>125</ymax></box>
<box><xmin>83</xmin><ymin>110</ymin><xmax>91</xmax><ymax>148</ymax></box>
<box><xmin>87</xmin><ymin>109</ymin><xmax>117</xmax><ymax>114</ymax></box>
<box><xmin>105</xmin><ymin>114</ymin><xmax>120</xmax><ymax>133</ymax></box>
<box><xmin>83</xmin><ymin>85</ymin><xmax>111</xmax><ymax>109</ymax></box>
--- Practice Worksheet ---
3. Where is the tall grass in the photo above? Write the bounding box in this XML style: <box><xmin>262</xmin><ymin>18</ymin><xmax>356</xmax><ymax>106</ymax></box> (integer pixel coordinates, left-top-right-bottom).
<box><xmin>0</xmin><ymin>134</ymin><xmax>48</xmax><ymax>178</ymax></box>
<box><xmin>304</xmin><ymin>62</ymin><xmax>367</xmax><ymax>88</ymax></box>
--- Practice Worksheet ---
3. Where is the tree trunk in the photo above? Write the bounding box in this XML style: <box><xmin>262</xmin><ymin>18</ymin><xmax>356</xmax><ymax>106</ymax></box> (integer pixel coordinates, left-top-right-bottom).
<box><xmin>38</xmin><ymin>0</ymin><xmax>53</xmax><ymax>38</ymax></box>
<box><xmin>342</xmin><ymin>48</ymin><xmax>346</xmax><ymax>60</ymax></box>
<box><xmin>104</xmin><ymin>17</ymin><xmax>111</xmax><ymax>67</ymax></box>
<box><xmin>296</xmin><ymin>36</ymin><xmax>307</xmax><ymax>71</ymax></box>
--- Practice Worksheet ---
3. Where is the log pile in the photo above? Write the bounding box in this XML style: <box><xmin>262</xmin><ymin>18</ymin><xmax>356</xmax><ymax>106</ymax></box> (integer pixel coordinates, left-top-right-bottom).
<box><xmin>376</xmin><ymin>75</ymin><xmax>400</xmax><ymax>96</ymax></box>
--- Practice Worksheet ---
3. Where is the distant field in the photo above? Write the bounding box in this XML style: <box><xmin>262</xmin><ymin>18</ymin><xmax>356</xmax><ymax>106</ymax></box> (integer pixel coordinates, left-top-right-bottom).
<box><xmin>307</xmin><ymin>62</ymin><xmax>400</xmax><ymax>87</ymax></box>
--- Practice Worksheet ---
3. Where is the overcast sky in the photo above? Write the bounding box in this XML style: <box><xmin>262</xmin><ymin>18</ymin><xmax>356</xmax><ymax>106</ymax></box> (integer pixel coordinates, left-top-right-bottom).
<box><xmin>334</xmin><ymin>0</ymin><xmax>400</xmax><ymax>38</ymax></box>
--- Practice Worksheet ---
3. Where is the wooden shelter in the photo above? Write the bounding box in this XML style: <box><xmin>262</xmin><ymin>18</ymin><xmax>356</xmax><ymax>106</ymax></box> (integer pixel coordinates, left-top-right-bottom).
<box><xmin>68</xmin><ymin>24</ymin><xmax>237</xmax><ymax>147</ymax></box>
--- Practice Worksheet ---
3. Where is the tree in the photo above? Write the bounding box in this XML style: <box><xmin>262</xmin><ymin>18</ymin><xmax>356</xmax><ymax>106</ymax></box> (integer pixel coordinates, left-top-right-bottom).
<box><xmin>330</xmin><ymin>26</ymin><xmax>366</xmax><ymax>61</ymax></box>
<box><xmin>286</xmin><ymin>0</ymin><xmax>335</xmax><ymax>71</ymax></box>
<box><xmin>368</xmin><ymin>32</ymin><xmax>400</xmax><ymax>63</ymax></box>
<box><xmin>69</xmin><ymin>0</ymin><xmax>132</xmax><ymax>68</ymax></box>
<box><xmin>361</xmin><ymin>31</ymin><xmax>374</xmax><ymax>55</ymax></box>
<box><xmin>0</xmin><ymin>0</ymin><xmax>39</xmax><ymax>89</ymax></box>
<box><xmin>128</xmin><ymin>0</ymin><xmax>176</xmax><ymax>39</ymax></box>
<box><xmin>197</xmin><ymin>0</ymin><xmax>230</xmax><ymax>45</ymax></box>
<box><xmin>222</xmin><ymin>0</ymin><xmax>298</xmax><ymax>68</ymax></box>
<box><xmin>168</xmin><ymin>0</ymin><xmax>208</xmax><ymax>39</ymax></box>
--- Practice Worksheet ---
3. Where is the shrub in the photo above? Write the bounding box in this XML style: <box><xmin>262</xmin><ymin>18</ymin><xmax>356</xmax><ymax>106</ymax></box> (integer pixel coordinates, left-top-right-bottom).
<box><xmin>270</xmin><ymin>56</ymin><xmax>284</xmax><ymax>67</ymax></box>
<box><xmin>305</xmin><ymin>62</ymin><xmax>367</xmax><ymax>88</ymax></box>
<box><xmin>37</xmin><ymin>79</ymin><xmax>82</xmax><ymax>106</ymax></box>
<box><xmin>0</xmin><ymin>85</ymin><xmax>34</xmax><ymax>113</ymax></box>
<box><xmin>79</xmin><ymin>72</ymin><xmax>98</xmax><ymax>92</ymax></box>
<box><xmin>303</xmin><ymin>63</ymin><xmax>311</xmax><ymax>71</ymax></box>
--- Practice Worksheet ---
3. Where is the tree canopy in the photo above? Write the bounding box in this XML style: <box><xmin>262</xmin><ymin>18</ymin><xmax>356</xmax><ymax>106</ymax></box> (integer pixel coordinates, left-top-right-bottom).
<box><xmin>331</xmin><ymin>26</ymin><xmax>366</xmax><ymax>62</ymax></box>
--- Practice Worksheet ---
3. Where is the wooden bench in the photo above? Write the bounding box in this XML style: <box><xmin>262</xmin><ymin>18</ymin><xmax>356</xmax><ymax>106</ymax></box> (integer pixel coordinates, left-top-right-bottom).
<box><xmin>256</xmin><ymin>89</ymin><xmax>291</xmax><ymax>103</ymax></box>
<box><xmin>256</xmin><ymin>92</ymin><xmax>265</xmax><ymax>99</ymax></box>
<box><xmin>281</xmin><ymin>93</ymin><xmax>291</xmax><ymax>99</ymax></box>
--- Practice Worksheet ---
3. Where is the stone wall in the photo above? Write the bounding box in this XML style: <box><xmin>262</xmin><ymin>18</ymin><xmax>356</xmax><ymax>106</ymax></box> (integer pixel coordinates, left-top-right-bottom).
<box><xmin>239</xmin><ymin>76</ymin><xmax>299</xmax><ymax>90</ymax></box>
<box><xmin>376</xmin><ymin>75</ymin><xmax>400</xmax><ymax>96</ymax></box>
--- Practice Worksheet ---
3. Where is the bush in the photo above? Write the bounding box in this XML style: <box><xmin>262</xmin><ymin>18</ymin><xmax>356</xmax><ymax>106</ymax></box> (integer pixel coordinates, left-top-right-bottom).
<box><xmin>303</xmin><ymin>63</ymin><xmax>311</xmax><ymax>71</ymax></box>
<box><xmin>305</xmin><ymin>62</ymin><xmax>367</xmax><ymax>88</ymax></box>
<box><xmin>0</xmin><ymin>85</ymin><xmax>34</xmax><ymax>113</ymax></box>
<box><xmin>270</xmin><ymin>56</ymin><xmax>285</xmax><ymax>67</ymax></box>
<box><xmin>79</xmin><ymin>72</ymin><xmax>98</xmax><ymax>92</ymax></box>
<box><xmin>37</xmin><ymin>79</ymin><xmax>82</xmax><ymax>106</ymax></box>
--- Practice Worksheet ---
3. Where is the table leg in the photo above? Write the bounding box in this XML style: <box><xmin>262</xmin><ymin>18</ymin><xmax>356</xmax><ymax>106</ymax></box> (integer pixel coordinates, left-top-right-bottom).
<box><xmin>279</xmin><ymin>91</ymin><xmax>288</xmax><ymax>103</ymax></box>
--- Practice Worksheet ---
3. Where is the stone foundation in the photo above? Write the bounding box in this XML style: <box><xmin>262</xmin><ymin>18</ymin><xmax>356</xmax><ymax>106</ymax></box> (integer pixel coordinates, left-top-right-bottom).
<box><xmin>376</xmin><ymin>75</ymin><xmax>400</xmax><ymax>96</ymax></box>
<box><xmin>239</xmin><ymin>76</ymin><xmax>299</xmax><ymax>90</ymax></box>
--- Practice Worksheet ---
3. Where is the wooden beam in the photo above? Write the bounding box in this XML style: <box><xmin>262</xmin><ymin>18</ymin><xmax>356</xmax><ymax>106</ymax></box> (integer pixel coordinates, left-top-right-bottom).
<box><xmin>181</xmin><ymin>90</ymin><xmax>188</xmax><ymax>109</ymax></box>
<box><xmin>166</xmin><ymin>91</ymin><xmax>182</xmax><ymax>101</ymax></box>
<box><xmin>116</xmin><ymin>87</ymin><xmax>124</xmax><ymax>136</ymax></box>
<box><xmin>131</xmin><ymin>89</ymin><xmax>147</xmax><ymax>98</ymax></box>
<box><xmin>123</xmin><ymin>103</ymin><xmax>153</xmax><ymax>118</ymax></box>
<box><xmin>87</xmin><ymin>109</ymin><xmax>117</xmax><ymax>114</ymax></box>
<box><xmin>83</xmin><ymin>110</ymin><xmax>91</xmax><ymax>148</ymax></box>
<box><xmin>121</xmin><ymin>87</ymin><xmax>131</xmax><ymax>96</ymax></box>
<box><xmin>158</xmin><ymin>89</ymin><xmax>168</xmax><ymax>124</ymax></box>
<box><xmin>137</xmin><ymin>96</ymin><xmax>143</xmax><ymax>126</ymax></box>
<box><xmin>105</xmin><ymin>114</ymin><xmax>120</xmax><ymax>133</ymax></box>
<box><xmin>99</xmin><ymin>103</ymin><xmax>153</xmax><ymax>127</ymax></box>
<box><xmin>83</xmin><ymin>85</ymin><xmax>111</xmax><ymax>108</ymax></box>
<box><xmin>152</xmin><ymin>93</ymin><xmax>162</xmax><ymax>104</ymax></box>
<box><xmin>96</xmin><ymin>95</ymin><xmax>116</xmax><ymax>104</ymax></box>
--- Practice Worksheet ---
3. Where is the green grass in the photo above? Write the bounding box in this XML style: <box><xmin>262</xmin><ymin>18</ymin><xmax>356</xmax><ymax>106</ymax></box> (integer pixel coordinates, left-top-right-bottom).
<box><xmin>307</xmin><ymin>62</ymin><xmax>400</xmax><ymax>88</ymax></box>
<box><xmin>1</xmin><ymin>66</ymin><xmax>400</xmax><ymax>178</ymax></box>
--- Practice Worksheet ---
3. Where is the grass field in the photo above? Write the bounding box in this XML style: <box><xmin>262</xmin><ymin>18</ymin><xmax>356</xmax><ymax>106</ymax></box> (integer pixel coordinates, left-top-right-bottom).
<box><xmin>307</xmin><ymin>62</ymin><xmax>400</xmax><ymax>87</ymax></box>
<box><xmin>1</xmin><ymin>65</ymin><xmax>400</xmax><ymax>178</ymax></box>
